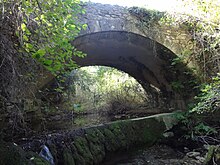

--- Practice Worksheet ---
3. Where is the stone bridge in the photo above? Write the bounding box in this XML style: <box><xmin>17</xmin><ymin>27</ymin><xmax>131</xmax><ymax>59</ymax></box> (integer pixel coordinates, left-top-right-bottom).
<box><xmin>36</xmin><ymin>2</ymin><xmax>197</xmax><ymax>112</ymax></box>
<box><xmin>78</xmin><ymin>3</ymin><xmax>193</xmax><ymax>55</ymax></box>
<box><xmin>70</xmin><ymin>2</ymin><xmax>196</xmax><ymax>111</ymax></box>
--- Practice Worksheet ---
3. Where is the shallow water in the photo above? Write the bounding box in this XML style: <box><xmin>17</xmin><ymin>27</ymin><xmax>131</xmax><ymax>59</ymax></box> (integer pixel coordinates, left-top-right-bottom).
<box><xmin>36</xmin><ymin>113</ymin><xmax>111</xmax><ymax>132</ymax></box>
<box><xmin>32</xmin><ymin>112</ymin><xmax>155</xmax><ymax>133</ymax></box>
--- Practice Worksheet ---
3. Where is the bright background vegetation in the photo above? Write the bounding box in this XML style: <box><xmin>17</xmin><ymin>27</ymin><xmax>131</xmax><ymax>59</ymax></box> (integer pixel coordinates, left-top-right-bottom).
<box><xmin>64</xmin><ymin>66</ymin><xmax>149</xmax><ymax>115</ymax></box>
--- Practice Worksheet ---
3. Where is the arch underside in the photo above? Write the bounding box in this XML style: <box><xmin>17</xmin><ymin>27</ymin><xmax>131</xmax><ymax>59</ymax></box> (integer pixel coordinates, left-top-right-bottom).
<box><xmin>72</xmin><ymin>31</ymin><xmax>195</xmax><ymax>111</ymax></box>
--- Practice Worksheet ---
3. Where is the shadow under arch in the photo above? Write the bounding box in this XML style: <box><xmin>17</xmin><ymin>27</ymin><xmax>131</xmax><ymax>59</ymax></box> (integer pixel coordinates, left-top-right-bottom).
<box><xmin>72</xmin><ymin>31</ymin><xmax>196</xmax><ymax>111</ymax></box>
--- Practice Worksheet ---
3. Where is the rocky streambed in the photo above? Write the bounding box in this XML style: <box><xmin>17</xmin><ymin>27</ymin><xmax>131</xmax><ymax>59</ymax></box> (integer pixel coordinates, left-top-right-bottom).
<box><xmin>103</xmin><ymin>144</ymin><xmax>205</xmax><ymax>165</ymax></box>
<box><xmin>0</xmin><ymin>113</ymin><xmax>219</xmax><ymax>165</ymax></box>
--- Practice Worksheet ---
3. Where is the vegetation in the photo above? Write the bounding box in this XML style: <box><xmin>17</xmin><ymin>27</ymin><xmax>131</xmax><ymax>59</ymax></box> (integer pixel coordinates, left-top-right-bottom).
<box><xmin>163</xmin><ymin>0</ymin><xmax>220</xmax><ymax>81</ymax></box>
<box><xmin>174</xmin><ymin>74</ymin><xmax>220</xmax><ymax>143</ymax></box>
<box><xmin>191</xmin><ymin>74</ymin><xmax>220</xmax><ymax>115</ymax></box>
<box><xmin>0</xmin><ymin>0</ymin><xmax>86</xmax><ymax>111</ymax></box>
<box><xmin>162</xmin><ymin>0</ymin><xmax>220</xmax><ymax>148</ymax></box>
<box><xmin>0</xmin><ymin>0</ymin><xmax>86</xmax><ymax>137</ymax></box>
<box><xmin>64</xmin><ymin>66</ymin><xmax>149</xmax><ymax>115</ymax></box>
<box><xmin>1</xmin><ymin>0</ymin><xmax>86</xmax><ymax>75</ymax></box>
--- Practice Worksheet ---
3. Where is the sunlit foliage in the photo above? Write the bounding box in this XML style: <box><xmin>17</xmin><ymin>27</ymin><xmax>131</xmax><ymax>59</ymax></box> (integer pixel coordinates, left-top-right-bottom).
<box><xmin>1</xmin><ymin>0</ymin><xmax>86</xmax><ymax>75</ymax></box>
<box><xmin>67</xmin><ymin>66</ymin><xmax>149</xmax><ymax>113</ymax></box>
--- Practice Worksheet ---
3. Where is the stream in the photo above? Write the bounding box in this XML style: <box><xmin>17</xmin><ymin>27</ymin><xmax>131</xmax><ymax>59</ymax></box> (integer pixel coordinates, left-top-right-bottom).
<box><xmin>47</xmin><ymin>114</ymin><xmax>203</xmax><ymax>164</ymax></box>
<box><xmin>12</xmin><ymin>112</ymin><xmax>206</xmax><ymax>165</ymax></box>
<box><xmin>28</xmin><ymin>111</ymin><xmax>155</xmax><ymax>134</ymax></box>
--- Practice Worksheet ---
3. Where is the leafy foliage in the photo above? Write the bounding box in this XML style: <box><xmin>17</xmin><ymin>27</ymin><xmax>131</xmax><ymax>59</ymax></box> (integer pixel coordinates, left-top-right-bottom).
<box><xmin>65</xmin><ymin>66</ymin><xmax>149</xmax><ymax>113</ymax></box>
<box><xmin>174</xmin><ymin>73</ymin><xmax>220</xmax><ymax>143</ymax></box>
<box><xmin>0</xmin><ymin>0</ymin><xmax>87</xmax><ymax>135</ymax></box>
<box><xmin>1</xmin><ymin>0</ymin><xmax>86</xmax><ymax>76</ymax></box>
<box><xmin>191</xmin><ymin>73</ymin><xmax>220</xmax><ymax>114</ymax></box>
<box><xmin>174</xmin><ymin>111</ymin><xmax>218</xmax><ymax>143</ymax></box>
<box><xmin>171</xmin><ymin>81</ymin><xmax>184</xmax><ymax>92</ymax></box>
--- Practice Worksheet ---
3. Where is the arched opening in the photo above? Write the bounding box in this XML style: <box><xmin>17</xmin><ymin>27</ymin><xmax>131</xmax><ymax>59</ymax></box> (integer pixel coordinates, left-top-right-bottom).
<box><xmin>33</xmin><ymin>31</ymin><xmax>196</xmax><ymax>133</ymax></box>
<box><xmin>36</xmin><ymin>65</ymin><xmax>164</xmax><ymax>130</ymax></box>
<box><xmin>72</xmin><ymin>31</ymin><xmax>196</xmax><ymax>111</ymax></box>
<box><xmin>64</xmin><ymin>66</ymin><xmax>162</xmax><ymax>121</ymax></box>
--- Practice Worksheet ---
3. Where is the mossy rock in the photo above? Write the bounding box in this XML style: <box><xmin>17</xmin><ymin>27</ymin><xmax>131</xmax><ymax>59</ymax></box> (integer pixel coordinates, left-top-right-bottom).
<box><xmin>85</xmin><ymin>128</ymin><xmax>105</xmax><ymax>144</ymax></box>
<box><xmin>125</xmin><ymin>120</ymin><xmax>145</xmax><ymax>142</ymax></box>
<box><xmin>205</xmin><ymin>145</ymin><xmax>216</xmax><ymax>165</ymax></box>
<box><xmin>0</xmin><ymin>141</ymin><xmax>28</xmax><ymax>165</ymax></box>
<box><xmin>108</xmin><ymin>123</ymin><xmax>127</xmax><ymax>148</ymax></box>
<box><xmin>120</xmin><ymin>122</ymin><xmax>137</xmax><ymax>145</ymax></box>
<box><xmin>215</xmin><ymin>153</ymin><xmax>220</xmax><ymax>165</ymax></box>
<box><xmin>102</xmin><ymin>128</ymin><xmax>119</xmax><ymax>152</ymax></box>
<box><xmin>25</xmin><ymin>151</ymin><xmax>50</xmax><ymax>165</ymax></box>
<box><xmin>73</xmin><ymin>136</ymin><xmax>93</xmax><ymax>165</ymax></box>
<box><xmin>137</xmin><ymin>118</ymin><xmax>165</xmax><ymax>144</ymax></box>
<box><xmin>88</xmin><ymin>142</ymin><xmax>105</xmax><ymax>164</ymax></box>
<box><xmin>30</xmin><ymin>156</ymin><xmax>50</xmax><ymax>165</ymax></box>
<box><xmin>63</xmin><ymin>148</ymin><xmax>75</xmax><ymax>165</ymax></box>
<box><xmin>0</xmin><ymin>140</ymin><xmax>50</xmax><ymax>165</ymax></box>
<box><xmin>70</xmin><ymin>143</ymin><xmax>86</xmax><ymax>165</ymax></box>
<box><xmin>142</xmin><ymin>120</ymin><xmax>156</xmax><ymax>141</ymax></box>
<box><xmin>85</xmin><ymin>128</ymin><xmax>105</xmax><ymax>164</ymax></box>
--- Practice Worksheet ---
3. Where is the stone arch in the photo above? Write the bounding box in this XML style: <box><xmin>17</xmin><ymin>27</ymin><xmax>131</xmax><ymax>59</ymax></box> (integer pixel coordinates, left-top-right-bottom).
<box><xmin>72</xmin><ymin>31</ymin><xmax>196</xmax><ymax>111</ymax></box>
<box><xmin>37</xmin><ymin>3</ymin><xmax>197</xmax><ymax>112</ymax></box>
<box><xmin>79</xmin><ymin>2</ymin><xmax>194</xmax><ymax>57</ymax></box>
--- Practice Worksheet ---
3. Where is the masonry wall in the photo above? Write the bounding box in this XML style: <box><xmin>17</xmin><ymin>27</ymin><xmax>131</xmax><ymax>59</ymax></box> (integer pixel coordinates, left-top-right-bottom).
<box><xmin>14</xmin><ymin>113</ymin><xmax>176</xmax><ymax>165</ymax></box>
<box><xmin>79</xmin><ymin>3</ymin><xmax>194</xmax><ymax>57</ymax></box>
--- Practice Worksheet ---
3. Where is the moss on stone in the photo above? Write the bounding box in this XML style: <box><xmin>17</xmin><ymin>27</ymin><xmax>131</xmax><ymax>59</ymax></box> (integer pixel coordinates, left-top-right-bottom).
<box><xmin>0</xmin><ymin>141</ymin><xmax>28</xmax><ymax>165</ymax></box>
<box><xmin>0</xmin><ymin>140</ymin><xmax>51</xmax><ymax>165</ymax></box>
<box><xmin>88</xmin><ymin>141</ymin><xmax>105</xmax><ymax>164</ymax></box>
<box><xmin>102</xmin><ymin>128</ymin><xmax>119</xmax><ymax>152</ymax></box>
<box><xmin>85</xmin><ymin>128</ymin><xmax>106</xmax><ymax>164</ymax></box>
<box><xmin>142</xmin><ymin>119</ymin><xmax>165</xmax><ymax>144</ymax></box>
<box><xmin>128</xmin><ymin>7</ymin><xmax>164</xmax><ymax>24</ymax></box>
<box><xmin>63</xmin><ymin>148</ymin><xmax>75</xmax><ymax>165</ymax></box>
<box><xmin>30</xmin><ymin>156</ymin><xmax>50</xmax><ymax>165</ymax></box>
<box><xmin>25</xmin><ymin>151</ymin><xmax>50</xmax><ymax>165</ymax></box>
<box><xmin>120</xmin><ymin>122</ymin><xmax>137</xmax><ymax>146</ymax></box>
<box><xmin>215</xmin><ymin>153</ymin><xmax>220</xmax><ymax>165</ymax></box>
<box><xmin>85</xmin><ymin>128</ymin><xmax>105</xmax><ymax>144</ymax></box>
<box><xmin>73</xmin><ymin>136</ymin><xmax>93</xmax><ymax>165</ymax></box>
<box><xmin>70</xmin><ymin>143</ymin><xmax>86</xmax><ymax>165</ymax></box>
<box><xmin>108</xmin><ymin>123</ymin><xmax>127</xmax><ymax>148</ymax></box>
<box><xmin>74</xmin><ymin>155</ymin><xmax>86</xmax><ymax>165</ymax></box>
<box><xmin>2</xmin><ymin>113</ymin><xmax>173</xmax><ymax>165</ymax></box>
